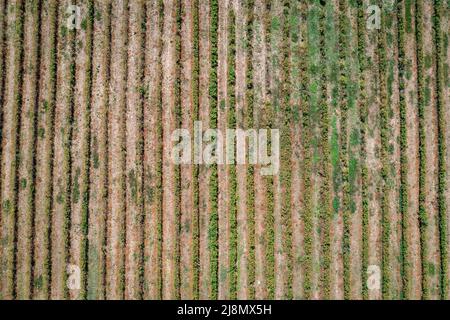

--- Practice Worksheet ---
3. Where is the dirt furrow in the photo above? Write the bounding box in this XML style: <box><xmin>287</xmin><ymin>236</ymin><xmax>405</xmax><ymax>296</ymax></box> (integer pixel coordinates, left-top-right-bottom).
<box><xmin>401</xmin><ymin>0</ymin><xmax>422</xmax><ymax>299</ymax></box>
<box><xmin>69</xmin><ymin>0</ymin><xmax>94</xmax><ymax>300</ymax></box>
<box><xmin>86</xmin><ymin>0</ymin><xmax>111</xmax><ymax>301</ymax></box>
<box><xmin>268</xmin><ymin>0</ymin><xmax>284</xmax><ymax>300</ymax></box>
<box><xmin>252</xmin><ymin>0</ymin><xmax>267</xmax><ymax>300</ymax></box>
<box><xmin>124</xmin><ymin>0</ymin><xmax>145</xmax><ymax>300</ymax></box>
<box><xmin>142</xmin><ymin>0</ymin><xmax>163</xmax><ymax>300</ymax></box>
<box><xmin>305</xmin><ymin>0</ymin><xmax>322</xmax><ymax>299</ymax></box>
<box><xmin>362</xmin><ymin>0</ymin><xmax>382</xmax><ymax>301</ymax></box>
<box><xmin>32</xmin><ymin>0</ymin><xmax>58</xmax><ymax>300</ymax></box>
<box><xmin>235</xmin><ymin>0</ymin><xmax>249</xmax><ymax>300</ymax></box>
<box><xmin>218</xmin><ymin>0</ymin><xmax>229</xmax><ymax>300</ymax></box>
<box><xmin>106</xmin><ymin>0</ymin><xmax>128</xmax><ymax>300</ymax></box>
<box><xmin>382</xmin><ymin>4</ymin><xmax>402</xmax><ymax>299</ymax></box>
<box><xmin>289</xmin><ymin>0</ymin><xmax>306</xmax><ymax>300</ymax></box>
<box><xmin>50</xmin><ymin>0</ymin><xmax>77</xmax><ymax>300</ymax></box>
<box><xmin>15</xmin><ymin>0</ymin><xmax>41</xmax><ymax>300</ymax></box>
<box><xmin>198</xmin><ymin>0</ymin><xmax>211</xmax><ymax>299</ymax></box>
<box><xmin>0</xmin><ymin>0</ymin><xmax>24</xmax><ymax>300</ymax></box>
<box><xmin>161</xmin><ymin>0</ymin><xmax>178</xmax><ymax>300</ymax></box>
<box><xmin>179</xmin><ymin>0</ymin><xmax>195</xmax><ymax>300</ymax></box>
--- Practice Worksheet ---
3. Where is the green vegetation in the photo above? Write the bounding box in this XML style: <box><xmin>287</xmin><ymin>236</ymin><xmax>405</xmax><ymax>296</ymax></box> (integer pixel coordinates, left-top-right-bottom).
<box><xmin>433</xmin><ymin>0</ymin><xmax>448</xmax><ymax>299</ymax></box>
<box><xmin>208</xmin><ymin>0</ymin><xmax>219</xmax><ymax>299</ymax></box>
<box><xmin>338</xmin><ymin>0</ymin><xmax>351</xmax><ymax>299</ymax></box>
<box><xmin>174</xmin><ymin>0</ymin><xmax>182</xmax><ymax>300</ymax></box>
<box><xmin>156</xmin><ymin>0</ymin><xmax>164</xmax><ymax>299</ymax></box>
<box><xmin>280</xmin><ymin>0</ymin><xmax>293</xmax><ymax>300</ymax></box>
<box><xmin>263</xmin><ymin>0</ymin><xmax>274</xmax><ymax>299</ymax></box>
<box><xmin>397</xmin><ymin>0</ymin><xmax>410</xmax><ymax>298</ymax></box>
<box><xmin>319</xmin><ymin>0</ymin><xmax>334</xmax><ymax>299</ymax></box>
<box><xmin>414</xmin><ymin>0</ymin><xmax>428</xmax><ymax>299</ymax></box>
<box><xmin>356</xmin><ymin>0</ymin><xmax>369</xmax><ymax>300</ymax></box>
<box><xmin>245</xmin><ymin>0</ymin><xmax>256</xmax><ymax>300</ymax></box>
<box><xmin>378</xmin><ymin>1</ymin><xmax>391</xmax><ymax>299</ymax></box>
<box><xmin>302</xmin><ymin>1</ymin><xmax>321</xmax><ymax>299</ymax></box>
<box><xmin>227</xmin><ymin>6</ymin><xmax>237</xmax><ymax>300</ymax></box>
<box><xmin>192</xmin><ymin>0</ymin><xmax>200</xmax><ymax>300</ymax></box>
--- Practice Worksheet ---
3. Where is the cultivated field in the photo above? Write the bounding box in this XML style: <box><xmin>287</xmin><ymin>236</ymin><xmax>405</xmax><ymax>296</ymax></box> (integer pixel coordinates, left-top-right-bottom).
<box><xmin>0</xmin><ymin>0</ymin><xmax>449</xmax><ymax>300</ymax></box>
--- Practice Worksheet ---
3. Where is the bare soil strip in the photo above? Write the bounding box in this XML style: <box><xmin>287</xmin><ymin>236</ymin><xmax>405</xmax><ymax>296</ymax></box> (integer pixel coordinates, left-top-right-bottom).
<box><xmin>124</xmin><ymin>0</ymin><xmax>145</xmax><ymax>300</ymax></box>
<box><xmin>217</xmin><ymin>0</ymin><xmax>229</xmax><ymax>300</ymax></box>
<box><xmin>16</xmin><ymin>0</ymin><xmax>41</xmax><ymax>300</ymax></box>
<box><xmin>253</xmin><ymin>0</ymin><xmax>267</xmax><ymax>299</ymax></box>
<box><xmin>180</xmin><ymin>0</ymin><xmax>195</xmax><ymax>299</ymax></box>
<box><xmin>401</xmin><ymin>0</ymin><xmax>422</xmax><ymax>299</ymax></box>
<box><xmin>87</xmin><ymin>0</ymin><xmax>111</xmax><ymax>301</ymax></box>
<box><xmin>51</xmin><ymin>0</ymin><xmax>77</xmax><ymax>300</ymax></box>
<box><xmin>32</xmin><ymin>0</ymin><xmax>58</xmax><ymax>300</ymax></box>
<box><xmin>362</xmin><ymin>0</ymin><xmax>382</xmax><ymax>300</ymax></box>
<box><xmin>0</xmin><ymin>0</ymin><xmax>24</xmax><ymax>300</ymax></box>
<box><xmin>198</xmin><ymin>0</ymin><xmax>211</xmax><ymax>299</ymax></box>
<box><xmin>69</xmin><ymin>0</ymin><xmax>94</xmax><ymax>300</ymax></box>
<box><xmin>305</xmin><ymin>1</ymin><xmax>322</xmax><ymax>299</ymax></box>
<box><xmin>235</xmin><ymin>0</ymin><xmax>249</xmax><ymax>300</ymax></box>
<box><xmin>420</xmin><ymin>0</ymin><xmax>441</xmax><ymax>299</ymax></box>
<box><xmin>142</xmin><ymin>0</ymin><xmax>163</xmax><ymax>300</ymax></box>
<box><xmin>290</xmin><ymin>0</ymin><xmax>306</xmax><ymax>300</ymax></box>
<box><xmin>440</xmin><ymin>0</ymin><xmax>450</xmax><ymax>300</ymax></box>
<box><xmin>161</xmin><ymin>0</ymin><xmax>178</xmax><ymax>299</ymax></box>
<box><xmin>383</xmin><ymin>5</ymin><xmax>403</xmax><ymax>300</ymax></box>
<box><xmin>268</xmin><ymin>0</ymin><xmax>285</xmax><ymax>300</ymax></box>
<box><xmin>106</xmin><ymin>0</ymin><xmax>128</xmax><ymax>300</ymax></box>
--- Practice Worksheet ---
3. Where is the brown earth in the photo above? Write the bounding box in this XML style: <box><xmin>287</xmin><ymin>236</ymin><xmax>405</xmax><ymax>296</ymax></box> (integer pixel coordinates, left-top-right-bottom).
<box><xmin>87</xmin><ymin>0</ymin><xmax>111</xmax><ymax>301</ymax></box>
<box><xmin>106</xmin><ymin>0</ymin><xmax>128</xmax><ymax>300</ymax></box>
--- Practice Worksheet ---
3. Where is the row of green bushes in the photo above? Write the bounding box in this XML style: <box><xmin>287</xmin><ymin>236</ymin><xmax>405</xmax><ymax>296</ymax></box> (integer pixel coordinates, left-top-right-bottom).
<box><xmin>355</xmin><ymin>0</ymin><xmax>369</xmax><ymax>300</ymax></box>
<box><xmin>78</xmin><ymin>0</ymin><xmax>95</xmax><ymax>300</ymax></box>
<box><xmin>433</xmin><ymin>0</ymin><xmax>448</xmax><ymax>299</ymax></box>
<box><xmin>338</xmin><ymin>0</ymin><xmax>351</xmax><ymax>299</ymax></box>
<box><xmin>281</xmin><ymin>0</ymin><xmax>293</xmax><ymax>300</ymax></box>
<box><xmin>174</xmin><ymin>0</ymin><xmax>182</xmax><ymax>300</ymax></box>
<box><xmin>263</xmin><ymin>0</ymin><xmax>274</xmax><ymax>299</ymax></box>
<box><xmin>191</xmin><ymin>0</ymin><xmax>200</xmax><ymax>300</ymax></box>
<box><xmin>319</xmin><ymin>0</ymin><xmax>334</xmax><ymax>299</ymax></box>
<box><xmin>61</xmin><ymin>0</ymin><xmax>78</xmax><ymax>299</ymax></box>
<box><xmin>245</xmin><ymin>0</ymin><xmax>256</xmax><ymax>300</ymax></box>
<box><xmin>414</xmin><ymin>0</ymin><xmax>429</xmax><ymax>299</ymax></box>
<box><xmin>397</xmin><ymin>0</ymin><xmax>410</xmax><ymax>299</ymax></box>
<box><xmin>301</xmin><ymin>1</ymin><xmax>320</xmax><ymax>299</ymax></box>
<box><xmin>378</xmin><ymin>2</ymin><xmax>392</xmax><ymax>299</ymax></box>
<box><xmin>155</xmin><ymin>0</ymin><xmax>164</xmax><ymax>300</ymax></box>
<box><xmin>208</xmin><ymin>0</ymin><xmax>219</xmax><ymax>300</ymax></box>
<box><xmin>227</xmin><ymin>6</ymin><xmax>238</xmax><ymax>300</ymax></box>
<box><xmin>137</xmin><ymin>1</ymin><xmax>147</xmax><ymax>300</ymax></box>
